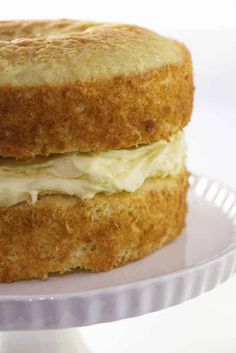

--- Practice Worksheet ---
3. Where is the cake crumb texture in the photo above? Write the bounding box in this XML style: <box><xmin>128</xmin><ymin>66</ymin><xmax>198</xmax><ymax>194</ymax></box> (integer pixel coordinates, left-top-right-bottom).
<box><xmin>0</xmin><ymin>170</ymin><xmax>189</xmax><ymax>282</ymax></box>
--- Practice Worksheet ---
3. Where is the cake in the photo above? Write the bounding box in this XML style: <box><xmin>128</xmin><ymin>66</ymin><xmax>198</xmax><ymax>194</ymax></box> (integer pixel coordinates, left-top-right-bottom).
<box><xmin>0</xmin><ymin>20</ymin><xmax>193</xmax><ymax>282</ymax></box>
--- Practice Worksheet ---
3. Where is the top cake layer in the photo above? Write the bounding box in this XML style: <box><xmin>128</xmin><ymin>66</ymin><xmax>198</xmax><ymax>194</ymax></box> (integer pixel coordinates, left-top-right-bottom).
<box><xmin>0</xmin><ymin>20</ymin><xmax>193</xmax><ymax>159</ymax></box>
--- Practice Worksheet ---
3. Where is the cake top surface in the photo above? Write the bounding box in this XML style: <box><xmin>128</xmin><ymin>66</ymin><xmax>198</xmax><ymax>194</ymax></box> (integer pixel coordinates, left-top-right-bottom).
<box><xmin>0</xmin><ymin>20</ymin><xmax>184</xmax><ymax>85</ymax></box>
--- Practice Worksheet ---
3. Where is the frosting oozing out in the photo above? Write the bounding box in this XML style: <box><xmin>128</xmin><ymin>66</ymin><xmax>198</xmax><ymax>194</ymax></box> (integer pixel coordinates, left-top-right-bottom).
<box><xmin>0</xmin><ymin>132</ymin><xmax>186</xmax><ymax>207</ymax></box>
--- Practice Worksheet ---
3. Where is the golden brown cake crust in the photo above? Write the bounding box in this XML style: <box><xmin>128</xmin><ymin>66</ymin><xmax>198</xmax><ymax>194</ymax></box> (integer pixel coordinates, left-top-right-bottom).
<box><xmin>0</xmin><ymin>20</ymin><xmax>193</xmax><ymax>159</ymax></box>
<box><xmin>0</xmin><ymin>62</ymin><xmax>193</xmax><ymax>159</ymax></box>
<box><xmin>0</xmin><ymin>171</ymin><xmax>189</xmax><ymax>282</ymax></box>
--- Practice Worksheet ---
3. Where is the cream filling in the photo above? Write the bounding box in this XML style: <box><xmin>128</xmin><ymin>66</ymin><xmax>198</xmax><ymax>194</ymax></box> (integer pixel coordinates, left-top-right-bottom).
<box><xmin>0</xmin><ymin>132</ymin><xmax>186</xmax><ymax>207</ymax></box>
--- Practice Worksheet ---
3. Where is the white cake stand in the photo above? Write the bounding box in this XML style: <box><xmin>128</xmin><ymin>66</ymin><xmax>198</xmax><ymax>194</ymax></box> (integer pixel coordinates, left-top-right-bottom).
<box><xmin>0</xmin><ymin>176</ymin><xmax>236</xmax><ymax>352</ymax></box>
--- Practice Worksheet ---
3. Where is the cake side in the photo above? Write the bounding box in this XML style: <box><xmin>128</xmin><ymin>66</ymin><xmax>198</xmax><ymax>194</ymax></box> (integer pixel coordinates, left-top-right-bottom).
<box><xmin>0</xmin><ymin>170</ymin><xmax>188</xmax><ymax>282</ymax></box>
<box><xmin>0</xmin><ymin>58</ymin><xmax>193</xmax><ymax>159</ymax></box>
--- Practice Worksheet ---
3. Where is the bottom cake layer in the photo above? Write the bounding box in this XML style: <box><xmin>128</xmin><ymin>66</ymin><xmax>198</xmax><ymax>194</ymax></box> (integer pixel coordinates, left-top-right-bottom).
<box><xmin>0</xmin><ymin>170</ymin><xmax>189</xmax><ymax>282</ymax></box>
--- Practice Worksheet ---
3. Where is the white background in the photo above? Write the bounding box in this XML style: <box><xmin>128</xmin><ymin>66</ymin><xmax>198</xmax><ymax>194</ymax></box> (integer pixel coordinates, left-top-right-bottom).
<box><xmin>1</xmin><ymin>0</ymin><xmax>236</xmax><ymax>352</ymax></box>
